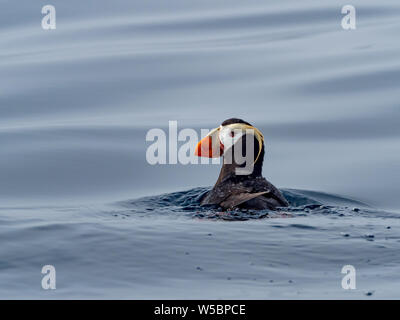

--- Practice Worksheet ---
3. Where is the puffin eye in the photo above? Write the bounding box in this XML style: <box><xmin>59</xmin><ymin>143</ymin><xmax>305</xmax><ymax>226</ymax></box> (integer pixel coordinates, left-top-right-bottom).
<box><xmin>230</xmin><ymin>131</ymin><xmax>235</xmax><ymax>137</ymax></box>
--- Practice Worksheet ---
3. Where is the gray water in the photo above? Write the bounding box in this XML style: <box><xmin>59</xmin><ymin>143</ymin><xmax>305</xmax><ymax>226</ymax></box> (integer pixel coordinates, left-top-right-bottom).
<box><xmin>0</xmin><ymin>0</ymin><xmax>400</xmax><ymax>299</ymax></box>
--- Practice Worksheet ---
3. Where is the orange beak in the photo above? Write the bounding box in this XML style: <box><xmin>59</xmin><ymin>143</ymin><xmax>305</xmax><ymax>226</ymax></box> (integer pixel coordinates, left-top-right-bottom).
<box><xmin>194</xmin><ymin>127</ymin><xmax>223</xmax><ymax>158</ymax></box>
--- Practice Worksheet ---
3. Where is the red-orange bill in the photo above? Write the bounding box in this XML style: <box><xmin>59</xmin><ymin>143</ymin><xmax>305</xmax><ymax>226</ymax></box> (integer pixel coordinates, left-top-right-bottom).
<box><xmin>194</xmin><ymin>134</ymin><xmax>223</xmax><ymax>158</ymax></box>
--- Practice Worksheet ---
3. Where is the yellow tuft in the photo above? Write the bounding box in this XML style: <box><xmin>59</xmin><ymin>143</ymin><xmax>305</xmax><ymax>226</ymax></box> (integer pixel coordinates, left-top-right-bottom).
<box><xmin>224</xmin><ymin>123</ymin><xmax>264</xmax><ymax>164</ymax></box>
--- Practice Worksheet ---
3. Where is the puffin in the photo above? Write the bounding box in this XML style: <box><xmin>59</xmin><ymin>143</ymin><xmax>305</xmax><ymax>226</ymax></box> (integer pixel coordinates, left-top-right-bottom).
<box><xmin>194</xmin><ymin>118</ymin><xmax>289</xmax><ymax>210</ymax></box>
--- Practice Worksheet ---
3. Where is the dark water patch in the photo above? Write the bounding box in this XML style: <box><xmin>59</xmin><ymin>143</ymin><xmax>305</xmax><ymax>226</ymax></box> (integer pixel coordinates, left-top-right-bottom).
<box><xmin>287</xmin><ymin>224</ymin><xmax>319</xmax><ymax>230</ymax></box>
<box><xmin>194</xmin><ymin>210</ymin><xmax>271</xmax><ymax>221</ymax></box>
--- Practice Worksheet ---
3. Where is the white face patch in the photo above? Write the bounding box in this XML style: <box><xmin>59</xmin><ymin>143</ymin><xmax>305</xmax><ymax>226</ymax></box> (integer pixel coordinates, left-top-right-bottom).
<box><xmin>218</xmin><ymin>125</ymin><xmax>244</xmax><ymax>152</ymax></box>
<box><xmin>217</xmin><ymin>123</ymin><xmax>265</xmax><ymax>175</ymax></box>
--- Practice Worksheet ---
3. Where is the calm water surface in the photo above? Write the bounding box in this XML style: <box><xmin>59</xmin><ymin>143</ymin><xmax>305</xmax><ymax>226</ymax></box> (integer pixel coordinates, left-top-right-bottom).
<box><xmin>0</xmin><ymin>0</ymin><xmax>399</xmax><ymax>298</ymax></box>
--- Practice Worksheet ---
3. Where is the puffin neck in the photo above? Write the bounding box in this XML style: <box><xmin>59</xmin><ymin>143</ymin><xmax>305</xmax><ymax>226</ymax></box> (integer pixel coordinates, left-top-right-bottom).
<box><xmin>215</xmin><ymin>141</ymin><xmax>264</xmax><ymax>185</ymax></box>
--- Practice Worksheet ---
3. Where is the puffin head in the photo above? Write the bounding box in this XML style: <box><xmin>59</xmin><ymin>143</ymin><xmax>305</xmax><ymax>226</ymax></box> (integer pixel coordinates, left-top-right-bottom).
<box><xmin>195</xmin><ymin>118</ymin><xmax>265</xmax><ymax>177</ymax></box>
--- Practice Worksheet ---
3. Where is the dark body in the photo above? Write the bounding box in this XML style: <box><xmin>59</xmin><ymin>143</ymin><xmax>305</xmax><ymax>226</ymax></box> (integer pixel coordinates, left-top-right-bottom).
<box><xmin>200</xmin><ymin>118</ymin><xmax>289</xmax><ymax>210</ymax></box>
